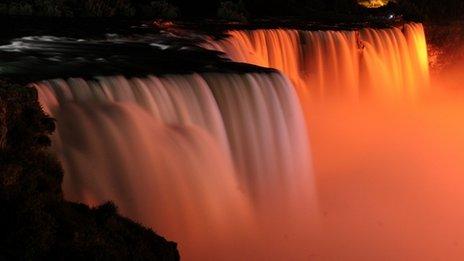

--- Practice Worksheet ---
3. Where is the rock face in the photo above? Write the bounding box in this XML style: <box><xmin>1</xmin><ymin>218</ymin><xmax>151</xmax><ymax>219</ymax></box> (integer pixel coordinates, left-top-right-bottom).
<box><xmin>0</xmin><ymin>80</ymin><xmax>179</xmax><ymax>260</ymax></box>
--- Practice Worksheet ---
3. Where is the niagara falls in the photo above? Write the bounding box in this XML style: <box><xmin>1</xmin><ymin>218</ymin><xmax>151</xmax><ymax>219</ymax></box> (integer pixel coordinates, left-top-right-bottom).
<box><xmin>1</xmin><ymin>1</ymin><xmax>464</xmax><ymax>260</ymax></box>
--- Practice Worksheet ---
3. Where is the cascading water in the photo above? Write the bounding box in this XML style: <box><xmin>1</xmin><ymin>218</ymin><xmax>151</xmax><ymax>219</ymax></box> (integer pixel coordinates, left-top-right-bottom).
<box><xmin>34</xmin><ymin>72</ymin><xmax>315</xmax><ymax>260</ymax></box>
<box><xmin>31</xmin><ymin>22</ymin><xmax>447</xmax><ymax>260</ymax></box>
<box><xmin>206</xmin><ymin>23</ymin><xmax>429</xmax><ymax>101</ymax></box>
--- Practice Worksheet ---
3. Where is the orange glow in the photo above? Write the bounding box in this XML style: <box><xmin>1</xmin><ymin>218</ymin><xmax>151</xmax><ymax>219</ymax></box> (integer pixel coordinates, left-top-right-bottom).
<box><xmin>208</xmin><ymin>23</ymin><xmax>429</xmax><ymax>102</ymax></box>
<box><xmin>35</xmin><ymin>73</ymin><xmax>316</xmax><ymax>260</ymax></box>
<box><xmin>357</xmin><ymin>0</ymin><xmax>389</xmax><ymax>8</ymax></box>
<box><xmin>34</xmin><ymin>22</ymin><xmax>464</xmax><ymax>260</ymax></box>
<box><xmin>306</xmin><ymin>86</ymin><xmax>464</xmax><ymax>260</ymax></box>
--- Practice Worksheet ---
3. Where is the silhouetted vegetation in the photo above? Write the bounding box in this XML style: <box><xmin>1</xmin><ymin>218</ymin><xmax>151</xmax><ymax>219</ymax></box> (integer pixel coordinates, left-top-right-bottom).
<box><xmin>217</xmin><ymin>1</ymin><xmax>247</xmax><ymax>22</ymax></box>
<box><xmin>0</xmin><ymin>81</ymin><xmax>179</xmax><ymax>260</ymax></box>
<box><xmin>0</xmin><ymin>0</ymin><xmax>462</xmax><ymax>22</ymax></box>
<box><xmin>427</xmin><ymin>21</ymin><xmax>464</xmax><ymax>71</ymax></box>
<box><xmin>0</xmin><ymin>0</ymin><xmax>173</xmax><ymax>18</ymax></box>
<box><xmin>139</xmin><ymin>1</ymin><xmax>179</xmax><ymax>19</ymax></box>
<box><xmin>394</xmin><ymin>0</ymin><xmax>464</xmax><ymax>22</ymax></box>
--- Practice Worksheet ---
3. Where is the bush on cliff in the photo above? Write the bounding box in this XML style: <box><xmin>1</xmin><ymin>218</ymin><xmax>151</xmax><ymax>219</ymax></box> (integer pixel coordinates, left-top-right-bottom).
<box><xmin>0</xmin><ymin>0</ymin><xmax>463</xmax><ymax>22</ymax></box>
<box><xmin>138</xmin><ymin>1</ymin><xmax>179</xmax><ymax>19</ymax></box>
<box><xmin>0</xmin><ymin>81</ymin><xmax>179</xmax><ymax>260</ymax></box>
<box><xmin>217</xmin><ymin>1</ymin><xmax>248</xmax><ymax>22</ymax></box>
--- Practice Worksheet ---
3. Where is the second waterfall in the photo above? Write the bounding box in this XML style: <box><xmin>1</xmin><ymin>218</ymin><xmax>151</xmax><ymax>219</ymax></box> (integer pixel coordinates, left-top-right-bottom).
<box><xmin>206</xmin><ymin>23</ymin><xmax>429</xmax><ymax>101</ymax></box>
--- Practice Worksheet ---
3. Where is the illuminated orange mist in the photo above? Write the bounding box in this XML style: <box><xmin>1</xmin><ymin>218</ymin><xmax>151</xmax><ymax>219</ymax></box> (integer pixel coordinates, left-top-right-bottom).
<box><xmin>33</xmin><ymin>22</ymin><xmax>464</xmax><ymax>261</ymax></box>
<box><xmin>207</xmin><ymin>22</ymin><xmax>464</xmax><ymax>260</ymax></box>
<box><xmin>35</xmin><ymin>73</ymin><xmax>315</xmax><ymax>260</ymax></box>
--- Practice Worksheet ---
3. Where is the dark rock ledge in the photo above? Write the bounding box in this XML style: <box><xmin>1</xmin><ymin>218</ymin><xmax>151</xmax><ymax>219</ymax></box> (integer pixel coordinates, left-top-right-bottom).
<box><xmin>0</xmin><ymin>80</ymin><xmax>180</xmax><ymax>260</ymax></box>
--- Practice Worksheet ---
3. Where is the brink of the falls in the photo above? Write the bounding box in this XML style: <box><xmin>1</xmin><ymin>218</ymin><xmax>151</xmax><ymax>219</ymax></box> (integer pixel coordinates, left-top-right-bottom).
<box><xmin>205</xmin><ymin>23</ymin><xmax>429</xmax><ymax>101</ymax></box>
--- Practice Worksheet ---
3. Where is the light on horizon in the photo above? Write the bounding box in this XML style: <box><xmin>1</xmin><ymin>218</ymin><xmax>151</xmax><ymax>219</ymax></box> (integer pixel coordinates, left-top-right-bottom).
<box><xmin>357</xmin><ymin>0</ymin><xmax>389</xmax><ymax>8</ymax></box>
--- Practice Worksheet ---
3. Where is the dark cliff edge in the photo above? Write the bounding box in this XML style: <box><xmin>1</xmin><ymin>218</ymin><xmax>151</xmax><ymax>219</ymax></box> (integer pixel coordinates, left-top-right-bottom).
<box><xmin>0</xmin><ymin>80</ymin><xmax>180</xmax><ymax>260</ymax></box>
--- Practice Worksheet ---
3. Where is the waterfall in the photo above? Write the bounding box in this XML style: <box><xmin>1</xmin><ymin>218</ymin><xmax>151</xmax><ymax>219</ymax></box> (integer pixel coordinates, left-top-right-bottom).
<box><xmin>34</xmin><ymin>72</ymin><xmax>314</xmax><ymax>260</ymax></box>
<box><xmin>205</xmin><ymin>23</ymin><xmax>429</xmax><ymax>100</ymax></box>
<box><xmin>32</xmin><ymin>22</ymin><xmax>434</xmax><ymax>260</ymax></box>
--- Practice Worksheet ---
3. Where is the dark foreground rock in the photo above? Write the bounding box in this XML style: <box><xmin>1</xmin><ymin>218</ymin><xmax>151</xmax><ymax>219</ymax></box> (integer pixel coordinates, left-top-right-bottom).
<box><xmin>0</xmin><ymin>81</ymin><xmax>179</xmax><ymax>260</ymax></box>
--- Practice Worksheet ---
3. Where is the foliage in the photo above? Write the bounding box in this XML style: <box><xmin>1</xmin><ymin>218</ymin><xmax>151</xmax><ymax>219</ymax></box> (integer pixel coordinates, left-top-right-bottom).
<box><xmin>0</xmin><ymin>0</ymin><xmax>462</xmax><ymax>21</ymax></box>
<box><xmin>427</xmin><ymin>21</ymin><xmax>464</xmax><ymax>71</ymax></box>
<box><xmin>138</xmin><ymin>1</ymin><xmax>179</xmax><ymax>19</ymax></box>
<box><xmin>0</xmin><ymin>2</ymin><xmax>33</xmax><ymax>16</ymax></box>
<box><xmin>217</xmin><ymin>1</ymin><xmax>247</xmax><ymax>22</ymax></box>
<box><xmin>0</xmin><ymin>81</ymin><xmax>179</xmax><ymax>260</ymax></box>
<box><xmin>394</xmin><ymin>0</ymin><xmax>464</xmax><ymax>21</ymax></box>
<box><xmin>83</xmin><ymin>0</ymin><xmax>136</xmax><ymax>17</ymax></box>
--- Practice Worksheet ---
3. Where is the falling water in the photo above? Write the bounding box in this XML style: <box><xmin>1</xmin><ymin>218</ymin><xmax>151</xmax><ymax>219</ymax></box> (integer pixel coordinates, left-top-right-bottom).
<box><xmin>206</xmin><ymin>23</ymin><xmax>429</xmax><ymax>101</ymax></box>
<box><xmin>32</xmin><ymin>22</ymin><xmax>451</xmax><ymax>260</ymax></box>
<box><xmin>34</xmin><ymin>72</ymin><xmax>314</xmax><ymax>260</ymax></box>
<box><xmin>204</xmin><ymin>22</ymin><xmax>464</xmax><ymax>260</ymax></box>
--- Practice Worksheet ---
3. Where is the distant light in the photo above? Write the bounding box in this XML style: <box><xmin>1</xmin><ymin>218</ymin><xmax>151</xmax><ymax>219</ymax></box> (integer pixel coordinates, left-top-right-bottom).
<box><xmin>388</xmin><ymin>14</ymin><xmax>395</xmax><ymax>19</ymax></box>
<box><xmin>357</xmin><ymin>0</ymin><xmax>389</xmax><ymax>8</ymax></box>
